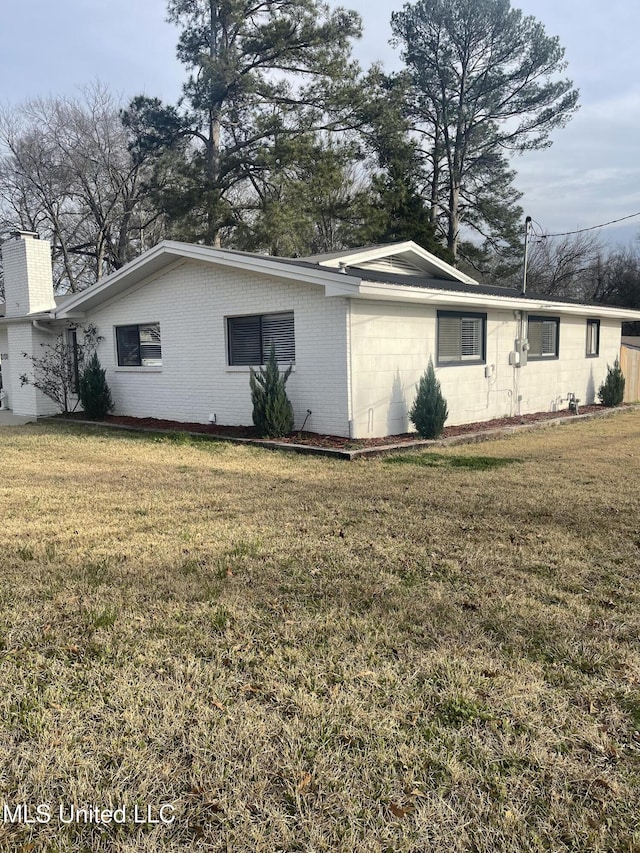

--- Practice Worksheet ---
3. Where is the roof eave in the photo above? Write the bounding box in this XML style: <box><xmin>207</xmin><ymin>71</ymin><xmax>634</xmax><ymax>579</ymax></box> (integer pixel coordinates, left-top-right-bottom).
<box><xmin>356</xmin><ymin>281</ymin><xmax>640</xmax><ymax>319</ymax></box>
<box><xmin>55</xmin><ymin>241</ymin><xmax>362</xmax><ymax>317</ymax></box>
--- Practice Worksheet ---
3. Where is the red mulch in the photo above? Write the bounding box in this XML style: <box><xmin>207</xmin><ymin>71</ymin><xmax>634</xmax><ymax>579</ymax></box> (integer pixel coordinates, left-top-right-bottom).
<box><xmin>60</xmin><ymin>404</ymin><xmax>612</xmax><ymax>450</ymax></box>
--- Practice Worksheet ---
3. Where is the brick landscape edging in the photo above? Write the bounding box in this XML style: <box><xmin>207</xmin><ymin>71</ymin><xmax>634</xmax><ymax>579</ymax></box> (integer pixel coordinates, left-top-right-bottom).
<box><xmin>42</xmin><ymin>404</ymin><xmax>640</xmax><ymax>461</ymax></box>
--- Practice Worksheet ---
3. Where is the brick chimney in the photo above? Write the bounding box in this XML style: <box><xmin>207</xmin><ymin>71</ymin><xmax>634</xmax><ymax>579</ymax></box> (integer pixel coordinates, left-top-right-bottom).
<box><xmin>0</xmin><ymin>232</ymin><xmax>59</xmax><ymax>418</ymax></box>
<box><xmin>2</xmin><ymin>231</ymin><xmax>55</xmax><ymax>317</ymax></box>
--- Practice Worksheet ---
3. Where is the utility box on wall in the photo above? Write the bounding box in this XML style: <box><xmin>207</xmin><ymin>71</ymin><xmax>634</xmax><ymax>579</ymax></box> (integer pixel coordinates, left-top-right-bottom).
<box><xmin>510</xmin><ymin>338</ymin><xmax>528</xmax><ymax>368</ymax></box>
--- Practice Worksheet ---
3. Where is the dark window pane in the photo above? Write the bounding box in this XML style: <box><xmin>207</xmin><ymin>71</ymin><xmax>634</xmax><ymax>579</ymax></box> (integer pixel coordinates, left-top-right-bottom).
<box><xmin>228</xmin><ymin>313</ymin><xmax>295</xmax><ymax>365</ymax></box>
<box><xmin>228</xmin><ymin>316</ymin><xmax>262</xmax><ymax>366</ymax></box>
<box><xmin>116</xmin><ymin>326</ymin><xmax>142</xmax><ymax>366</ymax></box>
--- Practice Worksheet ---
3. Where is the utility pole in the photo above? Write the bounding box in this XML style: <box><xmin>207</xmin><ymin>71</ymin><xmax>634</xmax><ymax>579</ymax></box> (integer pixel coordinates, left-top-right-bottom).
<box><xmin>521</xmin><ymin>215</ymin><xmax>532</xmax><ymax>295</ymax></box>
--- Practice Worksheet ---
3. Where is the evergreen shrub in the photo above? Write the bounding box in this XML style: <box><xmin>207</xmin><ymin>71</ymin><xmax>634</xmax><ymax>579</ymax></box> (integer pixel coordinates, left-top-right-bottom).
<box><xmin>79</xmin><ymin>352</ymin><xmax>114</xmax><ymax>419</ymax></box>
<box><xmin>598</xmin><ymin>358</ymin><xmax>625</xmax><ymax>407</ymax></box>
<box><xmin>249</xmin><ymin>344</ymin><xmax>294</xmax><ymax>437</ymax></box>
<box><xmin>409</xmin><ymin>358</ymin><xmax>448</xmax><ymax>438</ymax></box>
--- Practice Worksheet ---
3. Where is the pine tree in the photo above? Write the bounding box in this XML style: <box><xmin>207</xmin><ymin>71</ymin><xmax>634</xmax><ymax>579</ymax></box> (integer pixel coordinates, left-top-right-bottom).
<box><xmin>79</xmin><ymin>352</ymin><xmax>114</xmax><ymax>419</ymax></box>
<box><xmin>127</xmin><ymin>0</ymin><xmax>363</xmax><ymax>247</ymax></box>
<box><xmin>391</xmin><ymin>0</ymin><xmax>578</xmax><ymax>260</ymax></box>
<box><xmin>409</xmin><ymin>358</ymin><xmax>448</xmax><ymax>438</ymax></box>
<box><xmin>249</xmin><ymin>345</ymin><xmax>294</xmax><ymax>438</ymax></box>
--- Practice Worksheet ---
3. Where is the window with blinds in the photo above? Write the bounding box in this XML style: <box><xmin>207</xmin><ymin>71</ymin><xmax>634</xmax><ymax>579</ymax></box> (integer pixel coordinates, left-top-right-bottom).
<box><xmin>586</xmin><ymin>319</ymin><xmax>600</xmax><ymax>357</ymax></box>
<box><xmin>527</xmin><ymin>316</ymin><xmax>559</xmax><ymax>359</ymax></box>
<box><xmin>116</xmin><ymin>323</ymin><xmax>162</xmax><ymax>366</ymax></box>
<box><xmin>227</xmin><ymin>312</ymin><xmax>295</xmax><ymax>366</ymax></box>
<box><xmin>437</xmin><ymin>311</ymin><xmax>486</xmax><ymax>364</ymax></box>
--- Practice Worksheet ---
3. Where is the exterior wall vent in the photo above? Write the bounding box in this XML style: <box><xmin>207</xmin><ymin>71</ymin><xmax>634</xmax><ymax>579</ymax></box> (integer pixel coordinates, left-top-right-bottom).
<box><xmin>357</xmin><ymin>257</ymin><xmax>426</xmax><ymax>276</ymax></box>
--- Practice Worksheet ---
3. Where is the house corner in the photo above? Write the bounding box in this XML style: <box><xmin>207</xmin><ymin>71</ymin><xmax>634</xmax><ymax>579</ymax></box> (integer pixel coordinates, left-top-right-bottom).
<box><xmin>1</xmin><ymin>232</ymin><xmax>59</xmax><ymax>418</ymax></box>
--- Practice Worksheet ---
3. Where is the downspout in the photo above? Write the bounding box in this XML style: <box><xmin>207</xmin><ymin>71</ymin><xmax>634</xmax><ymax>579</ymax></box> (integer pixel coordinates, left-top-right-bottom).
<box><xmin>513</xmin><ymin>311</ymin><xmax>522</xmax><ymax>416</ymax></box>
<box><xmin>515</xmin><ymin>216</ymin><xmax>533</xmax><ymax>417</ymax></box>
<box><xmin>347</xmin><ymin>298</ymin><xmax>355</xmax><ymax>439</ymax></box>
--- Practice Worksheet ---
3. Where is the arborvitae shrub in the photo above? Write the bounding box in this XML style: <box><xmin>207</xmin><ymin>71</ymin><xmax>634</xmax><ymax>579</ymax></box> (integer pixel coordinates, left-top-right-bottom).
<box><xmin>249</xmin><ymin>344</ymin><xmax>294</xmax><ymax>437</ymax></box>
<box><xmin>79</xmin><ymin>352</ymin><xmax>114</xmax><ymax>419</ymax></box>
<box><xmin>598</xmin><ymin>358</ymin><xmax>625</xmax><ymax>406</ymax></box>
<box><xmin>409</xmin><ymin>358</ymin><xmax>448</xmax><ymax>438</ymax></box>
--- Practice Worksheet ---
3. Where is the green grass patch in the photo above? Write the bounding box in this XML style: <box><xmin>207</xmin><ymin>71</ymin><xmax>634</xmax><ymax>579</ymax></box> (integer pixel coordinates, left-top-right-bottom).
<box><xmin>386</xmin><ymin>451</ymin><xmax>520</xmax><ymax>469</ymax></box>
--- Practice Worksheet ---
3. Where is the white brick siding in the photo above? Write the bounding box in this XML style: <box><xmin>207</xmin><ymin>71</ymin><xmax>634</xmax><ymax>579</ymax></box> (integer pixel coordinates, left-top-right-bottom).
<box><xmin>87</xmin><ymin>260</ymin><xmax>352</xmax><ymax>436</ymax></box>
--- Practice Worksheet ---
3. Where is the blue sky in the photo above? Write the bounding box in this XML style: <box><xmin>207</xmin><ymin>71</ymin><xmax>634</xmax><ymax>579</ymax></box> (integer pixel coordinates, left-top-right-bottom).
<box><xmin>1</xmin><ymin>0</ymin><xmax>638</xmax><ymax>247</ymax></box>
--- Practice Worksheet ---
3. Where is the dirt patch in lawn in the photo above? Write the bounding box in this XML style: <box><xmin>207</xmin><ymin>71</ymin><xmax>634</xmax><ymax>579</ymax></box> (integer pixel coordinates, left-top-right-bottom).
<box><xmin>59</xmin><ymin>404</ymin><xmax>614</xmax><ymax>449</ymax></box>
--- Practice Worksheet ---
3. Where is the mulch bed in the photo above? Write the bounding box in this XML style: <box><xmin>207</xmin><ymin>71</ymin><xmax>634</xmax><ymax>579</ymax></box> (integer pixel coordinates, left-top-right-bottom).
<box><xmin>59</xmin><ymin>404</ymin><xmax>612</xmax><ymax>450</ymax></box>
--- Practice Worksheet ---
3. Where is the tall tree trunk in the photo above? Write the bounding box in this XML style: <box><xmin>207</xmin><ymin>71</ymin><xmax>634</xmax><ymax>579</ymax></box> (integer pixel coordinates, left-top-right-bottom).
<box><xmin>448</xmin><ymin>181</ymin><xmax>459</xmax><ymax>259</ymax></box>
<box><xmin>206</xmin><ymin>0</ymin><xmax>221</xmax><ymax>247</ymax></box>
<box><xmin>206</xmin><ymin>111</ymin><xmax>221</xmax><ymax>247</ymax></box>
<box><xmin>428</xmin><ymin>130</ymin><xmax>441</xmax><ymax>225</ymax></box>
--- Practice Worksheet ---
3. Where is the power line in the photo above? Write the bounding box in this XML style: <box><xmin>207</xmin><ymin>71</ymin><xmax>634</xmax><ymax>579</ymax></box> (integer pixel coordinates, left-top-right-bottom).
<box><xmin>540</xmin><ymin>211</ymin><xmax>640</xmax><ymax>239</ymax></box>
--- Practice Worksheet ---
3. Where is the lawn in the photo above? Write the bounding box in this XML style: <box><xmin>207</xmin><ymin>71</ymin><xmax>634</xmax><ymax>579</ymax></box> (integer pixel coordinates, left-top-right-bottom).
<box><xmin>0</xmin><ymin>414</ymin><xmax>639</xmax><ymax>852</ymax></box>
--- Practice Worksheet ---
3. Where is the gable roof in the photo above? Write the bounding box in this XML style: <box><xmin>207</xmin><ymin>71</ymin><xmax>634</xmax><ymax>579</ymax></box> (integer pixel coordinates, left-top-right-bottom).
<box><xmin>36</xmin><ymin>239</ymin><xmax>640</xmax><ymax>324</ymax></box>
<box><xmin>55</xmin><ymin>240</ymin><xmax>362</xmax><ymax>317</ymax></box>
<box><xmin>303</xmin><ymin>241</ymin><xmax>479</xmax><ymax>284</ymax></box>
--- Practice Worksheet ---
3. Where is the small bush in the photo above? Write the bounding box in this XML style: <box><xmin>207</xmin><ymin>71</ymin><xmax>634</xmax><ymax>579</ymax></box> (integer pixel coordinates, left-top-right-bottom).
<box><xmin>79</xmin><ymin>352</ymin><xmax>114</xmax><ymax>419</ymax></box>
<box><xmin>249</xmin><ymin>344</ymin><xmax>294</xmax><ymax>438</ymax></box>
<box><xmin>598</xmin><ymin>358</ymin><xmax>625</xmax><ymax>407</ymax></box>
<box><xmin>409</xmin><ymin>358</ymin><xmax>448</xmax><ymax>438</ymax></box>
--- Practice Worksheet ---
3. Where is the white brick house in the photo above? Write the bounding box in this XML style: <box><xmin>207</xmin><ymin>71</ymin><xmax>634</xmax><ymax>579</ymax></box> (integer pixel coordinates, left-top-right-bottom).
<box><xmin>1</xmin><ymin>231</ymin><xmax>639</xmax><ymax>437</ymax></box>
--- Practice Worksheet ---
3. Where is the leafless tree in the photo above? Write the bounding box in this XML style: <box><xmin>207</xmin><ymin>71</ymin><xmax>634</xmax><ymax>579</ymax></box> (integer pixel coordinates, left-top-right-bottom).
<box><xmin>525</xmin><ymin>231</ymin><xmax>603</xmax><ymax>299</ymax></box>
<box><xmin>0</xmin><ymin>83</ymin><xmax>165</xmax><ymax>293</ymax></box>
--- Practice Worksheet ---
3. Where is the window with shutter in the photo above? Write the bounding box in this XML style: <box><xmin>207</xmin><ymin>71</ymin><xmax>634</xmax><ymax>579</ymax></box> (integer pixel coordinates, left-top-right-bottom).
<box><xmin>116</xmin><ymin>323</ymin><xmax>162</xmax><ymax>366</ymax></box>
<box><xmin>527</xmin><ymin>316</ymin><xmax>559</xmax><ymax>359</ymax></box>
<box><xmin>227</xmin><ymin>312</ymin><xmax>295</xmax><ymax>366</ymax></box>
<box><xmin>437</xmin><ymin>311</ymin><xmax>485</xmax><ymax>364</ymax></box>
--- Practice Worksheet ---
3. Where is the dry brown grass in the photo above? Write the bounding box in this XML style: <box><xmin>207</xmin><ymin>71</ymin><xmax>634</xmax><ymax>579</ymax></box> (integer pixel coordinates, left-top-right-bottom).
<box><xmin>0</xmin><ymin>414</ymin><xmax>639</xmax><ymax>852</ymax></box>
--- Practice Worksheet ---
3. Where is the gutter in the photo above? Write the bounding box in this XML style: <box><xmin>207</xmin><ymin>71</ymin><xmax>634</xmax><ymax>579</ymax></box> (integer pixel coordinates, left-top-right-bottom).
<box><xmin>355</xmin><ymin>281</ymin><xmax>640</xmax><ymax>321</ymax></box>
<box><xmin>0</xmin><ymin>313</ymin><xmax>58</xmax><ymax>327</ymax></box>
<box><xmin>32</xmin><ymin>319</ymin><xmax>60</xmax><ymax>335</ymax></box>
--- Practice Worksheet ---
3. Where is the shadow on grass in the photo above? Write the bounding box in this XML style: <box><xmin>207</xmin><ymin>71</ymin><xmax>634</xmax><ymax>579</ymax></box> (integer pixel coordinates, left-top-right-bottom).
<box><xmin>385</xmin><ymin>452</ymin><xmax>520</xmax><ymax>470</ymax></box>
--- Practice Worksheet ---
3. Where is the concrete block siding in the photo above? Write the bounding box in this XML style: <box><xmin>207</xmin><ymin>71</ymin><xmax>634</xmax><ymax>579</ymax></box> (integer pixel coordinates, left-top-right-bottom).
<box><xmin>88</xmin><ymin>260</ymin><xmax>351</xmax><ymax>436</ymax></box>
<box><xmin>349</xmin><ymin>300</ymin><xmax>621</xmax><ymax>437</ymax></box>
